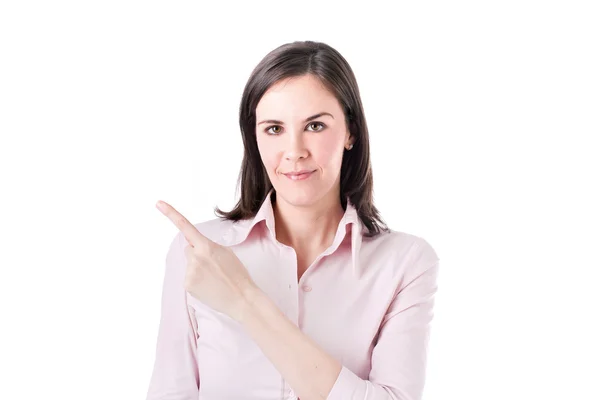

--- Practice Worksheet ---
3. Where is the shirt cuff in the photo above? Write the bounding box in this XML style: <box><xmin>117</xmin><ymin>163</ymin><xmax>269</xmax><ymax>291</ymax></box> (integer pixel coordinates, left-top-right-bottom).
<box><xmin>327</xmin><ymin>365</ymin><xmax>364</xmax><ymax>399</ymax></box>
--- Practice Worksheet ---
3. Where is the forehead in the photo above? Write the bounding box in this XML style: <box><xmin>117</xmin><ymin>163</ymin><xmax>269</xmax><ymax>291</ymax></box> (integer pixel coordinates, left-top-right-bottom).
<box><xmin>255</xmin><ymin>75</ymin><xmax>341</xmax><ymax>119</ymax></box>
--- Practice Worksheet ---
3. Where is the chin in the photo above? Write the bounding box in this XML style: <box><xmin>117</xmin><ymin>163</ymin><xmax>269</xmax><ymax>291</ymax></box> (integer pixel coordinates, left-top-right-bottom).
<box><xmin>274</xmin><ymin>183</ymin><xmax>333</xmax><ymax>208</ymax></box>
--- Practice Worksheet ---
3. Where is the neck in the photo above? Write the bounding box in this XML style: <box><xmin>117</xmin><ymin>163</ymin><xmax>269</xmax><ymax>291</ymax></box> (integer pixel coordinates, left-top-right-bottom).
<box><xmin>272</xmin><ymin>190</ymin><xmax>345</xmax><ymax>253</ymax></box>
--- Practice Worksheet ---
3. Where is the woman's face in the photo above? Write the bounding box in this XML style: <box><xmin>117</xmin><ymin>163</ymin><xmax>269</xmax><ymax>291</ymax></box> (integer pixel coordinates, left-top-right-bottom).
<box><xmin>255</xmin><ymin>74</ymin><xmax>353</xmax><ymax>208</ymax></box>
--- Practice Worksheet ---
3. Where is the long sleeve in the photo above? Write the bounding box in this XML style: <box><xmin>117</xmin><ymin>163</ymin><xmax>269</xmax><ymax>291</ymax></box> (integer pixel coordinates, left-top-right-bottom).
<box><xmin>327</xmin><ymin>243</ymin><xmax>440</xmax><ymax>400</ymax></box>
<box><xmin>146</xmin><ymin>231</ymin><xmax>200</xmax><ymax>400</ymax></box>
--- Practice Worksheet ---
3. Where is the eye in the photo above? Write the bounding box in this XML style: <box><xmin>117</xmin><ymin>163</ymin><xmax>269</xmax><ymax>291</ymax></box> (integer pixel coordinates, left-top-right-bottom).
<box><xmin>264</xmin><ymin>121</ymin><xmax>327</xmax><ymax>135</ymax></box>
<box><xmin>307</xmin><ymin>122</ymin><xmax>326</xmax><ymax>132</ymax></box>
<box><xmin>265</xmin><ymin>125</ymin><xmax>283</xmax><ymax>135</ymax></box>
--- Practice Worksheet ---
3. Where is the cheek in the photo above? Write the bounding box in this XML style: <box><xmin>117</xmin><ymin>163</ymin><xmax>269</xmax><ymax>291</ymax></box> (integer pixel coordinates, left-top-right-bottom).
<box><xmin>256</xmin><ymin>138</ymin><xmax>280</xmax><ymax>171</ymax></box>
<box><xmin>314</xmin><ymin>136</ymin><xmax>343</xmax><ymax>169</ymax></box>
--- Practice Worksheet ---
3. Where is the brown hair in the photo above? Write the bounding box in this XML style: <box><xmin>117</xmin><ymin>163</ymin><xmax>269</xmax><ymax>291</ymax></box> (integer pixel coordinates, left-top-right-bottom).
<box><xmin>215</xmin><ymin>40</ymin><xmax>388</xmax><ymax>237</ymax></box>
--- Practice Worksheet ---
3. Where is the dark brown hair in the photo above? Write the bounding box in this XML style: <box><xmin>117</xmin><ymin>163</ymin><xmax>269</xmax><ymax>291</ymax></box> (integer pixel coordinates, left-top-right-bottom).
<box><xmin>215</xmin><ymin>40</ymin><xmax>388</xmax><ymax>237</ymax></box>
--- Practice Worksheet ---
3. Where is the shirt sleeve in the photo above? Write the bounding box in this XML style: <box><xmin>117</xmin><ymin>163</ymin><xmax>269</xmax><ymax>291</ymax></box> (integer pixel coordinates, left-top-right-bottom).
<box><xmin>327</xmin><ymin>239</ymin><xmax>440</xmax><ymax>400</ymax></box>
<box><xmin>146</xmin><ymin>231</ymin><xmax>200</xmax><ymax>400</ymax></box>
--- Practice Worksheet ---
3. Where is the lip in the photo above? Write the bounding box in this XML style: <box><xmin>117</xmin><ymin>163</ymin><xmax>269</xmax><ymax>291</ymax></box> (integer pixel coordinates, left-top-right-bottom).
<box><xmin>283</xmin><ymin>170</ymin><xmax>315</xmax><ymax>180</ymax></box>
<box><xmin>284</xmin><ymin>170</ymin><xmax>314</xmax><ymax>175</ymax></box>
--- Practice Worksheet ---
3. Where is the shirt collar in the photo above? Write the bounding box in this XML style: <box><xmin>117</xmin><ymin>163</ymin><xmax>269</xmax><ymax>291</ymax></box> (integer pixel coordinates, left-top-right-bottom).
<box><xmin>222</xmin><ymin>188</ymin><xmax>365</xmax><ymax>275</ymax></box>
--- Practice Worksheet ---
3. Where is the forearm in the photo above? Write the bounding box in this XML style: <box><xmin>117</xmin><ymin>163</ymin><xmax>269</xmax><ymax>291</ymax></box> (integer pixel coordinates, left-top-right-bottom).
<box><xmin>239</xmin><ymin>287</ymin><xmax>342</xmax><ymax>400</ymax></box>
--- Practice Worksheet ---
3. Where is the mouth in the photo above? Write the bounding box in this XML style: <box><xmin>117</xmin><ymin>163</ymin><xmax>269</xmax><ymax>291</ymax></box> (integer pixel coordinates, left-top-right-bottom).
<box><xmin>283</xmin><ymin>170</ymin><xmax>316</xmax><ymax>181</ymax></box>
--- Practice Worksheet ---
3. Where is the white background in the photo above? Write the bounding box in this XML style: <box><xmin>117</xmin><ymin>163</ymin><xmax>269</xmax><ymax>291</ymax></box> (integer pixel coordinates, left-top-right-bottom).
<box><xmin>1</xmin><ymin>1</ymin><xmax>598</xmax><ymax>399</ymax></box>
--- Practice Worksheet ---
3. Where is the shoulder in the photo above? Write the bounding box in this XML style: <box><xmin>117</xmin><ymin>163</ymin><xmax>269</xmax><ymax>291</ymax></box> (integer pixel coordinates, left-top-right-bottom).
<box><xmin>362</xmin><ymin>228</ymin><xmax>440</xmax><ymax>280</ymax></box>
<box><xmin>166</xmin><ymin>217</ymin><xmax>240</xmax><ymax>252</ymax></box>
<box><xmin>193</xmin><ymin>217</ymin><xmax>234</xmax><ymax>241</ymax></box>
<box><xmin>367</xmin><ymin>228</ymin><xmax>438</xmax><ymax>263</ymax></box>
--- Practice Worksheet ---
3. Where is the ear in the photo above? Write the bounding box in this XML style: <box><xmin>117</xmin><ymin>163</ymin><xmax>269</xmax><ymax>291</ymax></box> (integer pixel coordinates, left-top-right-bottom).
<box><xmin>345</xmin><ymin>130</ymin><xmax>354</xmax><ymax>147</ymax></box>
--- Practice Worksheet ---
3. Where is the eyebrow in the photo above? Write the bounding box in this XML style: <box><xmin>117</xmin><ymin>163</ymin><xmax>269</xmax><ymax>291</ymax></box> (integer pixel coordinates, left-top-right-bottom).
<box><xmin>257</xmin><ymin>112</ymin><xmax>334</xmax><ymax>126</ymax></box>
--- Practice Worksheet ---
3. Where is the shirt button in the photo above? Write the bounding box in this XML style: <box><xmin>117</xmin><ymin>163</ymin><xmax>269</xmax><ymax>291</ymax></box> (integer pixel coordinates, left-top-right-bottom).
<box><xmin>302</xmin><ymin>285</ymin><xmax>312</xmax><ymax>292</ymax></box>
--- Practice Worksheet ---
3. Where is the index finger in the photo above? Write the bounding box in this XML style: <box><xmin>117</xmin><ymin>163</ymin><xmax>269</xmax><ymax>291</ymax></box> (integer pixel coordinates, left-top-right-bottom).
<box><xmin>156</xmin><ymin>200</ymin><xmax>210</xmax><ymax>248</ymax></box>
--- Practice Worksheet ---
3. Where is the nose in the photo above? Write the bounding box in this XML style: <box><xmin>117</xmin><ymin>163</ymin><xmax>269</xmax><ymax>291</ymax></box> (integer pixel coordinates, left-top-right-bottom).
<box><xmin>284</xmin><ymin>131</ymin><xmax>309</xmax><ymax>162</ymax></box>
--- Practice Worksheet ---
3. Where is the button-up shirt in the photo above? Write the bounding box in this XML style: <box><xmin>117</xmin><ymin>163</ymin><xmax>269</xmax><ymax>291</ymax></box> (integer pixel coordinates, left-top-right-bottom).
<box><xmin>146</xmin><ymin>190</ymin><xmax>440</xmax><ymax>400</ymax></box>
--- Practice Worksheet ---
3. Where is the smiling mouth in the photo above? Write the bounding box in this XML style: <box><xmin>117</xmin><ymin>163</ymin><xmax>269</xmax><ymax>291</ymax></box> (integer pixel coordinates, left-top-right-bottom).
<box><xmin>283</xmin><ymin>170</ymin><xmax>315</xmax><ymax>181</ymax></box>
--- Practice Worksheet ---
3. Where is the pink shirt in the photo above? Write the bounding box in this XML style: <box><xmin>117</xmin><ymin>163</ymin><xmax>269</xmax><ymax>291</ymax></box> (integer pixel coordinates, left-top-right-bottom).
<box><xmin>146</xmin><ymin>190</ymin><xmax>440</xmax><ymax>400</ymax></box>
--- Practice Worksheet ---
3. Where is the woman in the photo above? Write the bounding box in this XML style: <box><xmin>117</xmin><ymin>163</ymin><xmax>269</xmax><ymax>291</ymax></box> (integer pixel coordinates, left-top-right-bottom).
<box><xmin>147</xmin><ymin>40</ymin><xmax>440</xmax><ymax>400</ymax></box>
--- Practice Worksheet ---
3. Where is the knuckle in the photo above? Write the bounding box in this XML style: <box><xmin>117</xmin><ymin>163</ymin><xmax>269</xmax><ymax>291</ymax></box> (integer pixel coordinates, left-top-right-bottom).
<box><xmin>205</xmin><ymin>246</ymin><xmax>216</xmax><ymax>258</ymax></box>
<box><xmin>175</xmin><ymin>216</ymin><xmax>187</xmax><ymax>228</ymax></box>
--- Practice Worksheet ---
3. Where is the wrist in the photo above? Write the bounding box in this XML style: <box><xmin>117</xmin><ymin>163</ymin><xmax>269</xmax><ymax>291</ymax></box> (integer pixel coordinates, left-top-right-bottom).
<box><xmin>233</xmin><ymin>283</ymin><xmax>265</xmax><ymax>323</ymax></box>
